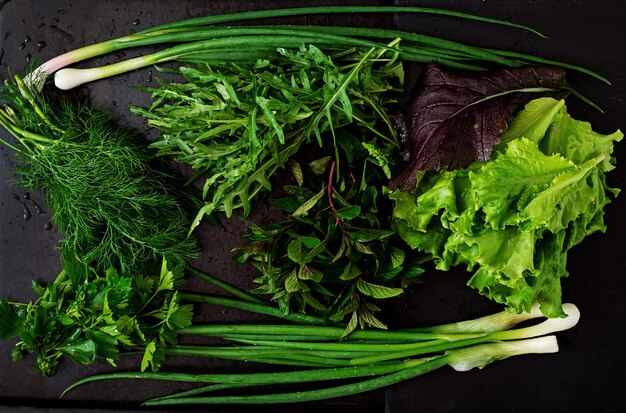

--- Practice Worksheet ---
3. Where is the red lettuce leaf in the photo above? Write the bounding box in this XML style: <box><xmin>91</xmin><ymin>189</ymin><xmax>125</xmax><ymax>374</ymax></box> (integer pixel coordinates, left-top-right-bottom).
<box><xmin>389</xmin><ymin>63</ymin><xmax>569</xmax><ymax>192</ymax></box>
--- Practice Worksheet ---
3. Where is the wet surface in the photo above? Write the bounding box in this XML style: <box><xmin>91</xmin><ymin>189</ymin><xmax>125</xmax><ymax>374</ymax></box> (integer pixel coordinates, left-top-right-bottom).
<box><xmin>0</xmin><ymin>1</ymin><xmax>625</xmax><ymax>412</ymax></box>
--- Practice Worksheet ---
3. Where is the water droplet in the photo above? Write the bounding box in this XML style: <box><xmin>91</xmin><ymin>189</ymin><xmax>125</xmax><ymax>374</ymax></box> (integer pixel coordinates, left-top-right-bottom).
<box><xmin>169</xmin><ymin>9</ymin><xmax>175</xmax><ymax>14</ymax></box>
<box><xmin>25</xmin><ymin>54</ymin><xmax>32</xmax><ymax>63</ymax></box>
<box><xmin>133</xmin><ymin>19</ymin><xmax>140</xmax><ymax>26</ymax></box>
<box><xmin>23</xmin><ymin>192</ymin><xmax>30</xmax><ymax>200</ymax></box>
<box><xmin>24</xmin><ymin>36</ymin><xmax>31</xmax><ymax>43</ymax></box>
<box><xmin>12</xmin><ymin>193</ymin><xmax>20</xmax><ymax>201</ymax></box>
<box><xmin>22</xmin><ymin>204</ymin><xmax>32</xmax><ymax>221</ymax></box>
<box><xmin>53</xmin><ymin>18</ymin><xmax>60</xmax><ymax>24</ymax></box>
<box><xmin>112</xmin><ymin>100</ymin><xmax>117</xmax><ymax>106</ymax></box>
<box><xmin>44</xmin><ymin>221</ymin><xmax>53</xmax><ymax>231</ymax></box>
<box><xmin>147</xmin><ymin>69</ymin><xmax>152</xmax><ymax>82</ymax></box>
<box><xmin>19</xmin><ymin>42</ymin><xmax>26</xmax><ymax>50</ymax></box>
<box><xmin>207</xmin><ymin>256</ymin><xmax>213</xmax><ymax>263</ymax></box>
<box><xmin>58</xmin><ymin>9</ymin><xmax>65</xmax><ymax>15</ymax></box>
<box><xmin>37</xmin><ymin>41</ymin><xmax>47</xmax><ymax>50</ymax></box>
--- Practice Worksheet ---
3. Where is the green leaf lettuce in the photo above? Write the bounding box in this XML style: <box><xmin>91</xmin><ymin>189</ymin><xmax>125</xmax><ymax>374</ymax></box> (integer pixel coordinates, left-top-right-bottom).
<box><xmin>388</xmin><ymin>98</ymin><xmax>622</xmax><ymax>317</ymax></box>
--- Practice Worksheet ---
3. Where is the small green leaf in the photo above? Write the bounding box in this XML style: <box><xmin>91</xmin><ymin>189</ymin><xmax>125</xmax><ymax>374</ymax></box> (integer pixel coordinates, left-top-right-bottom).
<box><xmin>358</xmin><ymin>307</ymin><xmax>388</xmax><ymax>330</ymax></box>
<box><xmin>374</xmin><ymin>266</ymin><xmax>404</xmax><ymax>283</ymax></box>
<box><xmin>336</xmin><ymin>205</ymin><xmax>361</xmax><ymax>221</ymax></box>
<box><xmin>400</xmin><ymin>264</ymin><xmax>425</xmax><ymax>279</ymax></box>
<box><xmin>58</xmin><ymin>339</ymin><xmax>96</xmax><ymax>366</ymax></box>
<box><xmin>0</xmin><ymin>299</ymin><xmax>24</xmax><ymax>339</ymax></box>
<box><xmin>353</xmin><ymin>241</ymin><xmax>374</xmax><ymax>255</ymax></box>
<box><xmin>356</xmin><ymin>279</ymin><xmax>404</xmax><ymax>299</ymax></box>
<box><xmin>340</xmin><ymin>262</ymin><xmax>362</xmax><ymax>281</ymax></box>
<box><xmin>301</xmin><ymin>292</ymin><xmax>327</xmax><ymax>311</ymax></box>
<box><xmin>390</xmin><ymin>247</ymin><xmax>406</xmax><ymax>269</ymax></box>
<box><xmin>341</xmin><ymin>311</ymin><xmax>359</xmax><ymax>338</ymax></box>
<box><xmin>284</xmin><ymin>268</ymin><xmax>300</xmax><ymax>293</ymax></box>
<box><xmin>298</xmin><ymin>265</ymin><xmax>324</xmax><ymax>283</ymax></box>
<box><xmin>306</xmin><ymin>238</ymin><xmax>327</xmax><ymax>261</ymax></box>
<box><xmin>287</xmin><ymin>239</ymin><xmax>305</xmax><ymax>264</ymax></box>
<box><xmin>292</xmin><ymin>187</ymin><xmax>325</xmax><ymax>217</ymax></box>
<box><xmin>348</xmin><ymin>228</ymin><xmax>395</xmax><ymax>242</ymax></box>
<box><xmin>287</xmin><ymin>159</ymin><xmax>304</xmax><ymax>186</ymax></box>
<box><xmin>308</xmin><ymin>156</ymin><xmax>333</xmax><ymax>175</ymax></box>
<box><xmin>141</xmin><ymin>340</ymin><xmax>156</xmax><ymax>372</ymax></box>
<box><xmin>167</xmin><ymin>303</ymin><xmax>194</xmax><ymax>330</ymax></box>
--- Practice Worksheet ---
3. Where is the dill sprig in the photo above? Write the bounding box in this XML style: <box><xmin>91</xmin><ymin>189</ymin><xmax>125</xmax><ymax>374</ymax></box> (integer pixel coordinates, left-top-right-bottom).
<box><xmin>0</xmin><ymin>75</ymin><xmax>198</xmax><ymax>275</ymax></box>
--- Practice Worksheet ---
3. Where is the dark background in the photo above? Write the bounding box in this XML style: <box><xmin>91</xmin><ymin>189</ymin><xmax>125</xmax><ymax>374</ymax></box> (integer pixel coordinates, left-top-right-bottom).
<box><xmin>1</xmin><ymin>1</ymin><xmax>624</xmax><ymax>412</ymax></box>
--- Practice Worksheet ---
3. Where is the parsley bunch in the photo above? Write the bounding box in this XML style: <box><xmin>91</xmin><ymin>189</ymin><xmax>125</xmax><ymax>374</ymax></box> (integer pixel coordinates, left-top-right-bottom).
<box><xmin>0</xmin><ymin>256</ymin><xmax>192</xmax><ymax>376</ymax></box>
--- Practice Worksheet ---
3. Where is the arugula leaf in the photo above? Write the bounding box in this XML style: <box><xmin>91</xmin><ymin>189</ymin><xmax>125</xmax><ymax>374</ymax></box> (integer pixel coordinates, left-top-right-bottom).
<box><xmin>135</xmin><ymin>44</ymin><xmax>401</xmax><ymax>230</ymax></box>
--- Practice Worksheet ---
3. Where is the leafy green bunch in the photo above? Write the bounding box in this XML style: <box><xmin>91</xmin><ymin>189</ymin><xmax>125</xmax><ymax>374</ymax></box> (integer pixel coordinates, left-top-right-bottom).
<box><xmin>233</xmin><ymin>133</ymin><xmax>423</xmax><ymax>334</ymax></box>
<box><xmin>0</xmin><ymin>257</ymin><xmax>192</xmax><ymax>376</ymax></box>
<box><xmin>0</xmin><ymin>75</ymin><xmax>198</xmax><ymax>275</ymax></box>
<box><xmin>388</xmin><ymin>98</ymin><xmax>622</xmax><ymax>317</ymax></box>
<box><xmin>133</xmin><ymin>43</ymin><xmax>403</xmax><ymax>232</ymax></box>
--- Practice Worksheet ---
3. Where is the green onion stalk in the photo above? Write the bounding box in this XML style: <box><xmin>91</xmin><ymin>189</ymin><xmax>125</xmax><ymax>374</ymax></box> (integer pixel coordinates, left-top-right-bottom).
<box><xmin>62</xmin><ymin>296</ymin><xmax>579</xmax><ymax>406</ymax></box>
<box><xmin>24</xmin><ymin>5</ymin><xmax>608</xmax><ymax>91</ymax></box>
<box><xmin>60</xmin><ymin>268</ymin><xmax>580</xmax><ymax>405</ymax></box>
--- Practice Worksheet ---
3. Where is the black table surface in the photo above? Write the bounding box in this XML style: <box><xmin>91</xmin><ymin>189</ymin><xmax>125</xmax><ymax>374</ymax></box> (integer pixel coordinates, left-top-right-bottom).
<box><xmin>1</xmin><ymin>1</ymin><xmax>625</xmax><ymax>412</ymax></box>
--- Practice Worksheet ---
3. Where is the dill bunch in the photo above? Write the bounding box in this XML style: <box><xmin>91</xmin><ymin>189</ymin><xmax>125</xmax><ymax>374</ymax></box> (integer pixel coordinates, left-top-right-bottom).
<box><xmin>0</xmin><ymin>75</ymin><xmax>198</xmax><ymax>275</ymax></box>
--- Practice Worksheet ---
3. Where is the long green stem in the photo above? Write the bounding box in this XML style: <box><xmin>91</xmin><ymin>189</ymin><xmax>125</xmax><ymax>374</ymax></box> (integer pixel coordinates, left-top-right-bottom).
<box><xmin>187</xmin><ymin>266</ymin><xmax>266</xmax><ymax>305</ymax></box>
<box><xmin>179</xmin><ymin>292</ymin><xmax>329</xmax><ymax>325</ymax></box>
<box><xmin>137</xmin><ymin>6</ymin><xmax>545</xmax><ymax>37</ymax></box>
<box><xmin>143</xmin><ymin>355</ymin><xmax>450</xmax><ymax>406</ymax></box>
<box><xmin>178</xmin><ymin>323</ymin><xmax>476</xmax><ymax>342</ymax></box>
<box><xmin>144</xmin><ymin>336</ymin><xmax>558</xmax><ymax>406</ymax></box>
<box><xmin>63</xmin><ymin>358</ymin><xmax>426</xmax><ymax>397</ymax></box>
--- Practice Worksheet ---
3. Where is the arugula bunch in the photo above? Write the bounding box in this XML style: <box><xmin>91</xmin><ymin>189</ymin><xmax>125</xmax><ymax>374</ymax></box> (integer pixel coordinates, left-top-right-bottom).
<box><xmin>133</xmin><ymin>43</ymin><xmax>402</xmax><ymax>232</ymax></box>
<box><xmin>0</xmin><ymin>256</ymin><xmax>192</xmax><ymax>376</ymax></box>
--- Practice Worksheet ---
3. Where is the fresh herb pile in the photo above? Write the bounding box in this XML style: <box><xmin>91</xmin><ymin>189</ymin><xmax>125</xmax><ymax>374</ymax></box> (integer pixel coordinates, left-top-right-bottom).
<box><xmin>389</xmin><ymin>97</ymin><xmax>622</xmax><ymax>317</ymax></box>
<box><xmin>0</xmin><ymin>76</ymin><xmax>197</xmax><ymax>275</ymax></box>
<box><xmin>133</xmin><ymin>44</ymin><xmax>403</xmax><ymax>230</ymax></box>
<box><xmin>233</xmin><ymin>153</ymin><xmax>423</xmax><ymax>333</ymax></box>
<box><xmin>0</xmin><ymin>258</ymin><xmax>191</xmax><ymax>376</ymax></box>
<box><xmin>0</xmin><ymin>4</ymin><xmax>621</xmax><ymax>408</ymax></box>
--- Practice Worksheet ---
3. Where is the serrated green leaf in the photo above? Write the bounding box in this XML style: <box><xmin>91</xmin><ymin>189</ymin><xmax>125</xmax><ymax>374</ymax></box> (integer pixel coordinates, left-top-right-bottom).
<box><xmin>141</xmin><ymin>340</ymin><xmax>156</xmax><ymax>372</ymax></box>
<box><xmin>308</xmin><ymin>156</ymin><xmax>333</xmax><ymax>175</ymax></box>
<box><xmin>284</xmin><ymin>268</ymin><xmax>300</xmax><ymax>293</ymax></box>
<box><xmin>341</xmin><ymin>311</ymin><xmax>359</xmax><ymax>338</ymax></box>
<box><xmin>353</xmin><ymin>241</ymin><xmax>374</xmax><ymax>255</ymax></box>
<box><xmin>58</xmin><ymin>339</ymin><xmax>96</xmax><ymax>366</ymax></box>
<box><xmin>298</xmin><ymin>265</ymin><xmax>324</xmax><ymax>283</ymax></box>
<box><xmin>287</xmin><ymin>239</ymin><xmax>306</xmax><ymax>264</ymax></box>
<box><xmin>292</xmin><ymin>187</ymin><xmax>325</xmax><ymax>217</ymax></box>
<box><xmin>340</xmin><ymin>262</ymin><xmax>362</xmax><ymax>281</ymax></box>
<box><xmin>348</xmin><ymin>228</ymin><xmax>395</xmax><ymax>242</ymax></box>
<box><xmin>356</xmin><ymin>279</ymin><xmax>404</xmax><ymax>299</ymax></box>
<box><xmin>287</xmin><ymin>159</ymin><xmax>304</xmax><ymax>186</ymax></box>
<box><xmin>167</xmin><ymin>303</ymin><xmax>194</xmax><ymax>330</ymax></box>
<box><xmin>301</xmin><ymin>292</ymin><xmax>327</xmax><ymax>311</ymax></box>
<box><xmin>358</xmin><ymin>307</ymin><xmax>388</xmax><ymax>330</ymax></box>
<box><xmin>390</xmin><ymin>247</ymin><xmax>406</xmax><ymax>268</ymax></box>
<box><xmin>0</xmin><ymin>299</ymin><xmax>24</xmax><ymax>339</ymax></box>
<box><xmin>336</xmin><ymin>205</ymin><xmax>361</xmax><ymax>221</ymax></box>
